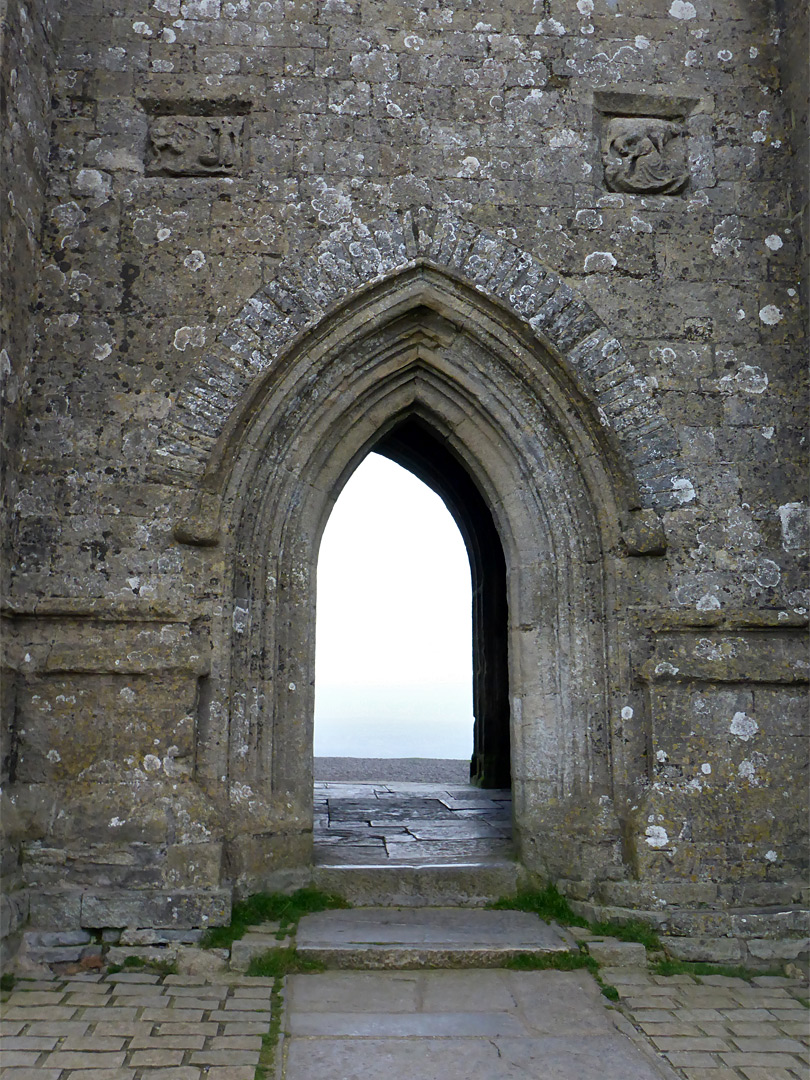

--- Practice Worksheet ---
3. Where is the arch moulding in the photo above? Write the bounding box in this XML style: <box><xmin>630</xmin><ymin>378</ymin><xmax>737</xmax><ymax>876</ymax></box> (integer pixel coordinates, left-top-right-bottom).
<box><xmin>153</xmin><ymin>211</ymin><xmax>674</xmax><ymax>891</ymax></box>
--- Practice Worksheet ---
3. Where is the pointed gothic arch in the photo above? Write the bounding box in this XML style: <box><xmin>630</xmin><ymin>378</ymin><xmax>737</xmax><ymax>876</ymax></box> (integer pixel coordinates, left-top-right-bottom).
<box><xmin>170</xmin><ymin>259</ymin><xmax>662</xmax><ymax>891</ymax></box>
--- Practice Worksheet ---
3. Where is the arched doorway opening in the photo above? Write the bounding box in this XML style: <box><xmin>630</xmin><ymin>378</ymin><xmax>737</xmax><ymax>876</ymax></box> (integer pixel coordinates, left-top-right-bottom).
<box><xmin>374</xmin><ymin>418</ymin><xmax>510</xmax><ymax>788</ymax></box>
<box><xmin>314</xmin><ymin>449</ymin><xmax>474</xmax><ymax>766</ymax></box>
<box><xmin>313</xmin><ymin>418</ymin><xmax>511</xmax><ymax>788</ymax></box>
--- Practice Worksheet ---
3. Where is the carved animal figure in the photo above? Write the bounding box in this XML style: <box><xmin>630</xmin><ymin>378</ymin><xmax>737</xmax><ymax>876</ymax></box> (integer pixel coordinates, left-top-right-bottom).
<box><xmin>603</xmin><ymin>117</ymin><xmax>689</xmax><ymax>195</ymax></box>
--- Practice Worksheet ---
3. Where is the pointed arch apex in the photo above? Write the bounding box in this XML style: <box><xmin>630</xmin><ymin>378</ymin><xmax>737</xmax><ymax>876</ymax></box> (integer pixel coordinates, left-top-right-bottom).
<box><xmin>155</xmin><ymin>210</ymin><xmax>681</xmax><ymax>513</ymax></box>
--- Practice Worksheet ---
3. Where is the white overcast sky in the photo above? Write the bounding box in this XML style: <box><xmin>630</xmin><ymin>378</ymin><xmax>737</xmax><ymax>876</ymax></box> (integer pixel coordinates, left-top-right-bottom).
<box><xmin>314</xmin><ymin>453</ymin><xmax>473</xmax><ymax>759</ymax></box>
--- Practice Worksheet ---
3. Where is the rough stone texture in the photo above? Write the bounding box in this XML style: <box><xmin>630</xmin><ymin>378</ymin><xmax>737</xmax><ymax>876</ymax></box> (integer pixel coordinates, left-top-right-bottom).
<box><xmin>229</xmin><ymin>931</ymin><xmax>288</xmax><ymax>973</ymax></box>
<box><xmin>585</xmin><ymin>939</ymin><xmax>648</xmax><ymax>967</ymax></box>
<box><xmin>0</xmin><ymin>0</ymin><xmax>807</xmax><ymax>948</ymax></box>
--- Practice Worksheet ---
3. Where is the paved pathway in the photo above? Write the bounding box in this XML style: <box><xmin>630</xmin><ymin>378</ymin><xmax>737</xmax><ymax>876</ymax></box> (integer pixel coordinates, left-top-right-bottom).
<box><xmin>278</xmin><ymin>967</ymin><xmax>672</xmax><ymax>1079</ymax></box>
<box><xmin>0</xmin><ymin>971</ymin><xmax>273</xmax><ymax>1078</ymax></box>
<box><xmin>607</xmin><ymin>966</ymin><xmax>810</xmax><ymax>1080</ymax></box>
<box><xmin>1</xmin><ymin>965</ymin><xmax>808</xmax><ymax>1079</ymax></box>
<box><xmin>313</xmin><ymin>780</ymin><xmax>512</xmax><ymax>864</ymax></box>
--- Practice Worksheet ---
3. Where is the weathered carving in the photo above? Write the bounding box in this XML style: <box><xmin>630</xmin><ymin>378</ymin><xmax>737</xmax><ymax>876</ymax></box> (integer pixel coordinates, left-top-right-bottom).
<box><xmin>147</xmin><ymin>115</ymin><xmax>243</xmax><ymax>176</ymax></box>
<box><xmin>602</xmin><ymin>117</ymin><xmax>688</xmax><ymax>195</ymax></box>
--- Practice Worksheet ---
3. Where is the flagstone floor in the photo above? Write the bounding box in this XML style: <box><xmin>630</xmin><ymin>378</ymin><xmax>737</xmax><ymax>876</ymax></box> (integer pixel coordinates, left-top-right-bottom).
<box><xmin>313</xmin><ymin>781</ymin><xmax>513</xmax><ymax>865</ymax></box>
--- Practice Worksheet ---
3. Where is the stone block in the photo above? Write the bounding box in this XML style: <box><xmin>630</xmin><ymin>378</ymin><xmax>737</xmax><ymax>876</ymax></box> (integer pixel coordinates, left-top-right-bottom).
<box><xmin>175</xmin><ymin>945</ymin><xmax>229</xmax><ymax>977</ymax></box>
<box><xmin>230</xmin><ymin>933</ymin><xmax>288</xmax><ymax>972</ymax></box>
<box><xmin>667</xmin><ymin>910</ymin><xmax>734</xmax><ymax>937</ymax></box>
<box><xmin>598</xmin><ymin>881</ymin><xmax>718</xmax><ymax>908</ymax></box>
<box><xmin>29</xmin><ymin>890</ymin><xmax>83</xmax><ymax>929</ymax></box>
<box><xmin>585</xmin><ymin>940</ymin><xmax>647</xmax><ymax>967</ymax></box>
<box><xmin>732</xmin><ymin>910</ymin><xmax>810</xmax><ymax>938</ymax></box>
<box><xmin>24</xmin><ymin>945</ymin><xmax>86</xmax><ymax>963</ymax></box>
<box><xmin>745</xmin><ymin>937</ymin><xmax>810</xmax><ymax>962</ymax></box>
<box><xmin>120</xmin><ymin>928</ymin><xmax>204</xmax><ymax>945</ymax></box>
<box><xmin>26</xmin><ymin>930</ymin><xmax>91</xmax><ymax>947</ymax></box>
<box><xmin>1</xmin><ymin>889</ymin><xmax>29</xmax><ymax>939</ymax></box>
<box><xmin>661</xmin><ymin>936</ymin><xmax>744</xmax><ymax>964</ymax></box>
<box><xmin>106</xmin><ymin>945</ymin><xmax>180</xmax><ymax>965</ymax></box>
<box><xmin>81</xmin><ymin>889</ymin><xmax>232</xmax><ymax>929</ymax></box>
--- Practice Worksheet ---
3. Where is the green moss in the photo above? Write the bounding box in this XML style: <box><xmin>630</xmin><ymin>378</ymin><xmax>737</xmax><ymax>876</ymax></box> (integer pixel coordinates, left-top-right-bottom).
<box><xmin>202</xmin><ymin>887</ymin><xmax>350</xmax><ymax>950</ymax></box>
<box><xmin>122</xmin><ymin>955</ymin><xmax>145</xmax><ymax>968</ymax></box>
<box><xmin>0</xmin><ymin>972</ymin><xmax>16</xmax><ymax>991</ymax></box>
<box><xmin>245</xmin><ymin>947</ymin><xmax>327</xmax><ymax>978</ymax></box>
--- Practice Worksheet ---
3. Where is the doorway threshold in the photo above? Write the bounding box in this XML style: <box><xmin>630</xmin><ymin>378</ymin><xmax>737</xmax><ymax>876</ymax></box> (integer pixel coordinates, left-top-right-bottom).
<box><xmin>313</xmin><ymin>777</ymin><xmax>514</xmax><ymax>867</ymax></box>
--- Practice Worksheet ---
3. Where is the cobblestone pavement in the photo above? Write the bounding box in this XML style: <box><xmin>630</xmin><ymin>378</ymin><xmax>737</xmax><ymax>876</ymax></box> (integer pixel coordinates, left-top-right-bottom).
<box><xmin>606</xmin><ymin>966</ymin><xmax>810</xmax><ymax>1080</ymax></box>
<box><xmin>1</xmin><ymin>966</ymin><xmax>808</xmax><ymax>1079</ymax></box>
<box><xmin>313</xmin><ymin>781</ymin><xmax>512</xmax><ymax>864</ymax></box>
<box><xmin>0</xmin><ymin>971</ymin><xmax>273</xmax><ymax>1079</ymax></box>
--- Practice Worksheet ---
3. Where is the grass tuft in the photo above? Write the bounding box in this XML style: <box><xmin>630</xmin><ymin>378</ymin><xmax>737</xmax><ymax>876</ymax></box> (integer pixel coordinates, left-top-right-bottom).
<box><xmin>0</xmin><ymin>972</ymin><xmax>16</xmax><ymax>991</ymax></box>
<box><xmin>589</xmin><ymin>919</ymin><xmax>661</xmax><ymax>951</ymax></box>
<box><xmin>246</xmin><ymin>947</ymin><xmax>326</xmax><ymax>978</ymax></box>
<box><xmin>202</xmin><ymin>887</ymin><xmax>349</xmax><ymax>950</ymax></box>
<box><xmin>108</xmin><ymin>954</ymin><xmax>176</xmax><ymax>977</ymax></box>
<box><xmin>489</xmin><ymin>884</ymin><xmax>589</xmax><ymax>927</ymax></box>
<box><xmin>599</xmin><ymin>983</ymin><xmax>620</xmax><ymax>1001</ymax></box>
<box><xmin>503</xmin><ymin>951</ymin><xmax>598</xmax><ymax>974</ymax></box>
<box><xmin>489</xmin><ymin>884</ymin><xmax>661</xmax><ymax>950</ymax></box>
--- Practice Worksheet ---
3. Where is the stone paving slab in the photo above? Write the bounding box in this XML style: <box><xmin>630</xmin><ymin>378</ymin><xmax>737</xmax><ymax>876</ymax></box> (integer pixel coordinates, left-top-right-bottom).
<box><xmin>279</xmin><ymin>969</ymin><xmax>672</xmax><ymax>1079</ymax></box>
<box><xmin>295</xmin><ymin>906</ymin><xmax>575</xmax><ymax>967</ymax></box>
<box><xmin>314</xmin><ymin>781</ymin><xmax>514</xmax><ymax>866</ymax></box>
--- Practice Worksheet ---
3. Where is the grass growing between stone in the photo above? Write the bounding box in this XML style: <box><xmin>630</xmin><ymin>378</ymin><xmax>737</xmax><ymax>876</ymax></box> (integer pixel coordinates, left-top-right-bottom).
<box><xmin>502</xmin><ymin>950</ymin><xmax>620</xmax><ymax>1002</ymax></box>
<box><xmin>489</xmin><ymin>884</ymin><xmax>661</xmax><ymax>950</ymax></box>
<box><xmin>589</xmin><ymin>919</ymin><xmax>661</xmax><ymax>951</ymax></box>
<box><xmin>504</xmin><ymin>951</ymin><xmax>597</xmax><ymax>973</ymax></box>
<box><xmin>202</xmin><ymin>887</ymin><xmax>350</xmax><ymax>949</ymax></box>
<box><xmin>254</xmin><ymin>979</ymin><xmax>284</xmax><ymax>1080</ymax></box>
<box><xmin>107</xmin><ymin>954</ymin><xmax>178</xmax><ymax>977</ymax></box>
<box><xmin>0</xmin><ymin>972</ymin><xmax>16</xmax><ymax>991</ymax></box>
<box><xmin>489</xmin><ymin>883</ymin><xmax>589</xmax><ymax>927</ymax></box>
<box><xmin>246</xmin><ymin>946</ymin><xmax>326</xmax><ymax>978</ymax></box>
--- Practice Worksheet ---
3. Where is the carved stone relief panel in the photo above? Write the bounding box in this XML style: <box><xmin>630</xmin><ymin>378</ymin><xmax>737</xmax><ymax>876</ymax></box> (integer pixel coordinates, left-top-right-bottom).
<box><xmin>147</xmin><ymin>115</ymin><xmax>244</xmax><ymax>176</ymax></box>
<box><xmin>602</xmin><ymin>117</ymin><xmax>689</xmax><ymax>195</ymax></box>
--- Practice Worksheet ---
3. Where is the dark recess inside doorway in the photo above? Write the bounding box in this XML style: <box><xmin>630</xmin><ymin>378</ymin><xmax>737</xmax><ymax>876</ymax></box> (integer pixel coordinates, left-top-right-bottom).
<box><xmin>373</xmin><ymin>416</ymin><xmax>511</xmax><ymax>789</ymax></box>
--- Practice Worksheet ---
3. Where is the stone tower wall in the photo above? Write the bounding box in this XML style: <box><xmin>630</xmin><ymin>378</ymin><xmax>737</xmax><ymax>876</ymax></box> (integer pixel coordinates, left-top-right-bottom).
<box><xmin>1</xmin><ymin>0</ymin><xmax>807</xmax><ymax>953</ymax></box>
<box><xmin>1</xmin><ymin>0</ymin><xmax>65</xmax><ymax>955</ymax></box>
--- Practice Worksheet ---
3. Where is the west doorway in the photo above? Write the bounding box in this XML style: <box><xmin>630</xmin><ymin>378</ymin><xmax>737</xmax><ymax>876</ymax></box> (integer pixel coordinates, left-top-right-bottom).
<box><xmin>312</xmin><ymin>418</ymin><xmax>513</xmax><ymax>866</ymax></box>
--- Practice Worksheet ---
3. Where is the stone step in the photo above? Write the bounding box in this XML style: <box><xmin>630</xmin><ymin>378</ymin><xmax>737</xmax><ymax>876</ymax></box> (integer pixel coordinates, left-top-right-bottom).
<box><xmin>312</xmin><ymin>861</ymin><xmax>520</xmax><ymax>907</ymax></box>
<box><xmin>296</xmin><ymin>906</ymin><xmax>576</xmax><ymax>969</ymax></box>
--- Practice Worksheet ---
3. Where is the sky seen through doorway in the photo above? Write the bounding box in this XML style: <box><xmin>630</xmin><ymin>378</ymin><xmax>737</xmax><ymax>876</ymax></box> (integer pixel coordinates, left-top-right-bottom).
<box><xmin>314</xmin><ymin>453</ymin><xmax>473</xmax><ymax>759</ymax></box>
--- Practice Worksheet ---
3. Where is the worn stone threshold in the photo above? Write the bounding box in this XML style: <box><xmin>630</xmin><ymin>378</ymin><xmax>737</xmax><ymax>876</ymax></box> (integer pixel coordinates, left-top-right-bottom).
<box><xmin>295</xmin><ymin>907</ymin><xmax>576</xmax><ymax>969</ymax></box>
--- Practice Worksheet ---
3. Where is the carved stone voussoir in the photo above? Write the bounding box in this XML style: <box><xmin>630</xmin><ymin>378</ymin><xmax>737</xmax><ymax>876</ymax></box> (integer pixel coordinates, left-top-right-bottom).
<box><xmin>147</xmin><ymin>115</ymin><xmax>244</xmax><ymax>176</ymax></box>
<box><xmin>602</xmin><ymin>116</ymin><xmax>689</xmax><ymax>196</ymax></box>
